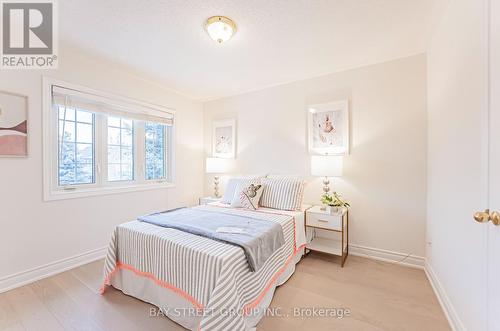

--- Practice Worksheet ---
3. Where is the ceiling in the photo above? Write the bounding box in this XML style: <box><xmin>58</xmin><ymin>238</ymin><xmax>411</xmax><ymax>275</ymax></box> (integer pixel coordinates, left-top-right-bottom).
<box><xmin>59</xmin><ymin>0</ymin><xmax>442</xmax><ymax>101</ymax></box>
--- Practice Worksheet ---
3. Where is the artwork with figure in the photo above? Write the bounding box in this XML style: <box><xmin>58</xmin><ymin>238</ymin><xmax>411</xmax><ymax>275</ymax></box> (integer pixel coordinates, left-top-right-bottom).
<box><xmin>0</xmin><ymin>91</ymin><xmax>28</xmax><ymax>156</ymax></box>
<box><xmin>308</xmin><ymin>100</ymin><xmax>349</xmax><ymax>155</ymax></box>
<box><xmin>215</xmin><ymin>125</ymin><xmax>232</xmax><ymax>154</ymax></box>
<box><xmin>213</xmin><ymin>119</ymin><xmax>236</xmax><ymax>158</ymax></box>
<box><xmin>312</xmin><ymin>110</ymin><xmax>344</xmax><ymax>148</ymax></box>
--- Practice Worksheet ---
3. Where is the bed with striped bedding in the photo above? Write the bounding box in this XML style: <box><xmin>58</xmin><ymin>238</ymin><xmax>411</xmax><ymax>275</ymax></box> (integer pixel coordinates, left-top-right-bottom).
<box><xmin>101</xmin><ymin>204</ymin><xmax>306</xmax><ymax>331</ymax></box>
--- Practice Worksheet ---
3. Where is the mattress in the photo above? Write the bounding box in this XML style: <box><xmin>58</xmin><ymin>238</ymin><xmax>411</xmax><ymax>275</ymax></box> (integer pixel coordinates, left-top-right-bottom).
<box><xmin>101</xmin><ymin>204</ymin><xmax>308</xmax><ymax>331</ymax></box>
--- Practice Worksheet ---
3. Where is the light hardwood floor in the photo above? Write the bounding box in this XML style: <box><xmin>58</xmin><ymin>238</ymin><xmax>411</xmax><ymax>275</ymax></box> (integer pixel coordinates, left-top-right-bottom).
<box><xmin>0</xmin><ymin>253</ymin><xmax>450</xmax><ymax>331</ymax></box>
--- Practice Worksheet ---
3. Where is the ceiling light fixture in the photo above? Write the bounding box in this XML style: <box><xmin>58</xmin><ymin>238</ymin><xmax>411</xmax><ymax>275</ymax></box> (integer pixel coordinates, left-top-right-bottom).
<box><xmin>205</xmin><ymin>16</ymin><xmax>236</xmax><ymax>44</ymax></box>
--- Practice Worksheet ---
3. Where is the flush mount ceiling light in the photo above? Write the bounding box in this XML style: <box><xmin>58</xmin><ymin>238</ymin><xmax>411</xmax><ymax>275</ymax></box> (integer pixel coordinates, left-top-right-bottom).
<box><xmin>205</xmin><ymin>16</ymin><xmax>237</xmax><ymax>44</ymax></box>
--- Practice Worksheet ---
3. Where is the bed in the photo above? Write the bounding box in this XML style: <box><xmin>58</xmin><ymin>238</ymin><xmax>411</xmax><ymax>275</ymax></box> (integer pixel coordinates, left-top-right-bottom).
<box><xmin>101</xmin><ymin>202</ymin><xmax>308</xmax><ymax>331</ymax></box>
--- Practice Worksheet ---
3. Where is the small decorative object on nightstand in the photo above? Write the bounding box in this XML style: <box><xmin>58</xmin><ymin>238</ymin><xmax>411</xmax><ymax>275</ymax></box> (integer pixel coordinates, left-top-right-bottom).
<box><xmin>321</xmin><ymin>191</ymin><xmax>350</xmax><ymax>214</ymax></box>
<box><xmin>305</xmin><ymin>205</ymin><xmax>349</xmax><ymax>267</ymax></box>
<box><xmin>199</xmin><ymin>197</ymin><xmax>222</xmax><ymax>205</ymax></box>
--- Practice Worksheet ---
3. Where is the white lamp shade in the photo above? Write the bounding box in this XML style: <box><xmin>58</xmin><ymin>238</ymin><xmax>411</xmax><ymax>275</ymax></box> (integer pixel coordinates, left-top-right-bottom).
<box><xmin>205</xmin><ymin>157</ymin><xmax>228</xmax><ymax>174</ymax></box>
<box><xmin>311</xmin><ymin>155</ymin><xmax>343</xmax><ymax>177</ymax></box>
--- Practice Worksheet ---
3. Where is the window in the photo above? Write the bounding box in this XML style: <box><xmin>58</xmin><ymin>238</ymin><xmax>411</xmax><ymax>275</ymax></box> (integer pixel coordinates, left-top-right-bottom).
<box><xmin>107</xmin><ymin>117</ymin><xmax>134</xmax><ymax>181</ymax></box>
<box><xmin>58</xmin><ymin>107</ymin><xmax>95</xmax><ymax>185</ymax></box>
<box><xmin>43</xmin><ymin>78</ymin><xmax>175</xmax><ymax>200</ymax></box>
<box><xmin>145</xmin><ymin>122</ymin><xmax>166</xmax><ymax>180</ymax></box>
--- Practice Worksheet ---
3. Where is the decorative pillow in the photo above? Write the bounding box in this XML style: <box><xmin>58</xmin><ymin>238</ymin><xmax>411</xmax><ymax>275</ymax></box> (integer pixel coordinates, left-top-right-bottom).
<box><xmin>230</xmin><ymin>179</ymin><xmax>262</xmax><ymax>208</ymax></box>
<box><xmin>260</xmin><ymin>177</ymin><xmax>305</xmax><ymax>211</ymax></box>
<box><xmin>238</xmin><ymin>184</ymin><xmax>264</xmax><ymax>210</ymax></box>
<box><xmin>222</xmin><ymin>177</ymin><xmax>263</xmax><ymax>204</ymax></box>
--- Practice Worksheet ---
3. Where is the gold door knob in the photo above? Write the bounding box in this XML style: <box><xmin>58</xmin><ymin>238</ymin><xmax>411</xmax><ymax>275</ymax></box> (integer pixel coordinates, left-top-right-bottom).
<box><xmin>474</xmin><ymin>209</ymin><xmax>490</xmax><ymax>223</ymax></box>
<box><xmin>490</xmin><ymin>211</ymin><xmax>500</xmax><ymax>226</ymax></box>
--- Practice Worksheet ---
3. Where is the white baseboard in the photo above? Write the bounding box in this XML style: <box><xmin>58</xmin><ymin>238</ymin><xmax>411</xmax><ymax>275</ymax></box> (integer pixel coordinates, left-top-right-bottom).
<box><xmin>349</xmin><ymin>244</ymin><xmax>425</xmax><ymax>269</ymax></box>
<box><xmin>0</xmin><ymin>242</ymin><xmax>460</xmax><ymax>331</ymax></box>
<box><xmin>424</xmin><ymin>261</ymin><xmax>465</xmax><ymax>331</ymax></box>
<box><xmin>0</xmin><ymin>246</ymin><xmax>107</xmax><ymax>294</ymax></box>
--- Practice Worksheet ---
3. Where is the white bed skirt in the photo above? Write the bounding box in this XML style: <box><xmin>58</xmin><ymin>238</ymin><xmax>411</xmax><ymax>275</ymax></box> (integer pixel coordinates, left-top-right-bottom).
<box><xmin>110</xmin><ymin>248</ymin><xmax>304</xmax><ymax>331</ymax></box>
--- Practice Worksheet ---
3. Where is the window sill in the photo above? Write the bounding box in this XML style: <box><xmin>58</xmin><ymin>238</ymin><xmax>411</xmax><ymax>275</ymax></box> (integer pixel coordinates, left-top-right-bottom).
<box><xmin>44</xmin><ymin>181</ymin><xmax>175</xmax><ymax>201</ymax></box>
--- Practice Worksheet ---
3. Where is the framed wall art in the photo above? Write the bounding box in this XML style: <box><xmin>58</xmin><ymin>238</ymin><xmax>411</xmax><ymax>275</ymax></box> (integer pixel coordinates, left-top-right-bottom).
<box><xmin>0</xmin><ymin>91</ymin><xmax>28</xmax><ymax>157</ymax></box>
<box><xmin>308</xmin><ymin>100</ymin><xmax>349</xmax><ymax>155</ymax></box>
<box><xmin>212</xmin><ymin>119</ymin><xmax>236</xmax><ymax>158</ymax></box>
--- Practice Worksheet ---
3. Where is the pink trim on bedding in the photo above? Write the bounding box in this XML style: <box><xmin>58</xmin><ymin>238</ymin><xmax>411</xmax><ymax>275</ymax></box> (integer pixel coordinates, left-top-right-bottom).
<box><xmin>243</xmin><ymin>244</ymin><xmax>305</xmax><ymax>315</ymax></box>
<box><xmin>101</xmin><ymin>203</ymin><xmax>304</xmax><ymax>327</ymax></box>
<box><xmin>100</xmin><ymin>261</ymin><xmax>205</xmax><ymax>310</ymax></box>
<box><xmin>208</xmin><ymin>203</ymin><xmax>304</xmax><ymax>314</ymax></box>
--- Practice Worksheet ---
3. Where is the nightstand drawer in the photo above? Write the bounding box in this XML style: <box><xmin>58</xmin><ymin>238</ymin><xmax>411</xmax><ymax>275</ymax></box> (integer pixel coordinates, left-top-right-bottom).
<box><xmin>306</xmin><ymin>213</ymin><xmax>342</xmax><ymax>231</ymax></box>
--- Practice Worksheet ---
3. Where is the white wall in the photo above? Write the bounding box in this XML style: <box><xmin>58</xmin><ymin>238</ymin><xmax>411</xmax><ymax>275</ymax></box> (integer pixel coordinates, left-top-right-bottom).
<box><xmin>204</xmin><ymin>55</ymin><xmax>427</xmax><ymax>259</ymax></box>
<box><xmin>0</xmin><ymin>45</ymin><xmax>205</xmax><ymax>283</ymax></box>
<box><xmin>427</xmin><ymin>0</ymin><xmax>487</xmax><ymax>329</ymax></box>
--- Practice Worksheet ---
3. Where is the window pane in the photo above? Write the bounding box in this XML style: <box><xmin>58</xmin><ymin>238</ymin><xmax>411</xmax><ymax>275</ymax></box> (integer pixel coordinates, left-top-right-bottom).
<box><xmin>76</xmin><ymin>164</ymin><xmax>93</xmax><ymax>183</ymax></box>
<box><xmin>121</xmin><ymin>129</ymin><xmax>133</xmax><ymax>146</ymax></box>
<box><xmin>76</xmin><ymin>122</ymin><xmax>93</xmax><ymax>143</ymax></box>
<box><xmin>145</xmin><ymin>122</ymin><xmax>166</xmax><ymax>180</ymax></box>
<box><xmin>58</xmin><ymin>113</ymin><xmax>95</xmax><ymax>186</ymax></box>
<box><xmin>108</xmin><ymin>145</ymin><xmax>120</xmax><ymax>164</ymax></box>
<box><xmin>121</xmin><ymin>147</ymin><xmax>133</xmax><ymax>164</ymax></box>
<box><xmin>108</xmin><ymin>127</ymin><xmax>120</xmax><ymax>145</ymax></box>
<box><xmin>107</xmin><ymin>117</ymin><xmax>134</xmax><ymax>182</ymax></box>
<box><xmin>122</xmin><ymin>119</ymin><xmax>133</xmax><ymax>130</ymax></box>
<box><xmin>59</xmin><ymin>142</ymin><xmax>76</xmax><ymax>167</ymax></box>
<box><xmin>58</xmin><ymin>107</ymin><xmax>75</xmax><ymax>121</ymax></box>
<box><xmin>121</xmin><ymin>164</ymin><xmax>133</xmax><ymax>181</ymax></box>
<box><xmin>59</xmin><ymin>120</ymin><xmax>75</xmax><ymax>142</ymax></box>
<box><xmin>76</xmin><ymin>143</ymin><xmax>93</xmax><ymax>164</ymax></box>
<box><xmin>108</xmin><ymin>164</ymin><xmax>121</xmax><ymax>181</ymax></box>
<box><xmin>76</xmin><ymin>110</ymin><xmax>93</xmax><ymax>123</ymax></box>
<box><xmin>108</xmin><ymin>116</ymin><xmax>121</xmax><ymax>127</ymax></box>
<box><xmin>59</xmin><ymin>163</ymin><xmax>75</xmax><ymax>185</ymax></box>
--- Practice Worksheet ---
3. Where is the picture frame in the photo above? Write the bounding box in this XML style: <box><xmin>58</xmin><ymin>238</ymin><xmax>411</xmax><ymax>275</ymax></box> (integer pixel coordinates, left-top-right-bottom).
<box><xmin>0</xmin><ymin>90</ymin><xmax>28</xmax><ymax>157</ymax></box>
<box><xmin>307</xmin><ymin>100</ymin><xmax>349</xmax><ymax>155</ymax></box>
<box><xmin>212</xmin><ymin>119</ymin><xmax>236</xmax><ymax>158</ymax></box>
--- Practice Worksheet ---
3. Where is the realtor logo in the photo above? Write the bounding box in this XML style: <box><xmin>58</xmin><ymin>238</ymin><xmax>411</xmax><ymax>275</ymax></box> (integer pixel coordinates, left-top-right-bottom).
<box><xmin>1</xmin><ymin>0</ymin><xmax>58</xmax><ymax>68</ymax></box>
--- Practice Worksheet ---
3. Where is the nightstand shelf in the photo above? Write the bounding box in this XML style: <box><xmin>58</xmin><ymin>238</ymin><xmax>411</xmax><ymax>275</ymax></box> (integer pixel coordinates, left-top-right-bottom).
<box><xmin>306</xmin><ymin>237</ymin><xmax>342</xmax><ymax>256</ymax></box>
<box><xmin>305</xmin><ymin>205</ymin><xmax>349</xmax><ymax>267</ymax></box>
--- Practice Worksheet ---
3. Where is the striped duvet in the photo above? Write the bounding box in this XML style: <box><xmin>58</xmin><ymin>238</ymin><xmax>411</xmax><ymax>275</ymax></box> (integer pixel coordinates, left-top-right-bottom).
<box><xmin>101</xmin><ymin>204</ymin><xmax>305</xmax><ymax>331</ymax></box>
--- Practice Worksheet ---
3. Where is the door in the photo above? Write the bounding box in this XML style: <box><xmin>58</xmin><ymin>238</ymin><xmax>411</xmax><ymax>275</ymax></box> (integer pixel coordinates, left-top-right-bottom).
<box><xmin>488</xmin><ymin>0</ymin><xmax>500</xmax><ymax>329</ymax></box>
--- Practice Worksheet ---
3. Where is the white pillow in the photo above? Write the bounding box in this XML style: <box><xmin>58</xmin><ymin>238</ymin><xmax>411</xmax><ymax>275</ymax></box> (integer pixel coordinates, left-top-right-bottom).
<box><xmin>221</xmin><ymin>177</ymin><xmax>264</xmax><ymax>203</ymax></box>
<box><xmin>221</xmin><ymin>178</ymin><xmax>241</xmax><ymax>203</ymax></box>
<box><xmin>260</xmin><ymin>177</ymin><xmax>305</xmax><ymax>211</ymax></box>
<box><xmin>232</xmin><ymin>184</ymin><xmax>264</xmax><ymax>210</ymax></box>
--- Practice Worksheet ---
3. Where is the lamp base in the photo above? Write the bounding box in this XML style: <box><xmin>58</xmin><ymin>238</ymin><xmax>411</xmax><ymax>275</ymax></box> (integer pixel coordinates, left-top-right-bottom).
<box><xmin>213</xmin><ymin>176</ymin><xmax>221</xmax><ymax>198</ymax></box>
<box><xmin>323</xmin><ymin>176</ymin><xmax>331</xmax><ymax>195</ymax></box>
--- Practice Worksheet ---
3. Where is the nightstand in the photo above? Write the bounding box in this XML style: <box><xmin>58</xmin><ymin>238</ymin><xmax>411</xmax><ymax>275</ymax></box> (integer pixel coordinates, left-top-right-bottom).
<box><xmin>199</xmin><ymin>197</ymin><xmax>222</xmax><ymax>205</ymax></box>
<box><xmin>305</xmin><ymin>205</ymin><xmax>349</xmax><ymax>267</ymax></box>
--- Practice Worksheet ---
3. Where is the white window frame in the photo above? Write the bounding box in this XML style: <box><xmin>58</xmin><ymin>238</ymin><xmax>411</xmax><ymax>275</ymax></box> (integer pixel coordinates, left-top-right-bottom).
<box><xmin>43</xmin><ymin>77</ymin><xmax>176</xmax><ymax>201</ymax></box>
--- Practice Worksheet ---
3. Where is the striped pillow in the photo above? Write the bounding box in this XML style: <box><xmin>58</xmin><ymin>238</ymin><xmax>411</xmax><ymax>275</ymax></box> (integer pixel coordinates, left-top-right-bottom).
<box><xmin>260</xmin><ymin>178</ymin><xmax>305</xmax><ymax>211</ymax></box>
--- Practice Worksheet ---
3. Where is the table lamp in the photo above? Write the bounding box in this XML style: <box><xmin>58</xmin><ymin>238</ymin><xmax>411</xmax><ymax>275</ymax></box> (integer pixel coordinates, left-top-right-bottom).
<box><xmin>205</xmin><ymin>157</ymin><xmax>228</xmax><ymax>198</ymax></box>
<box><xmin>311</xmin><ymin>155</ymin><xmax>343</xmax><ymax>195</ymax></box>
